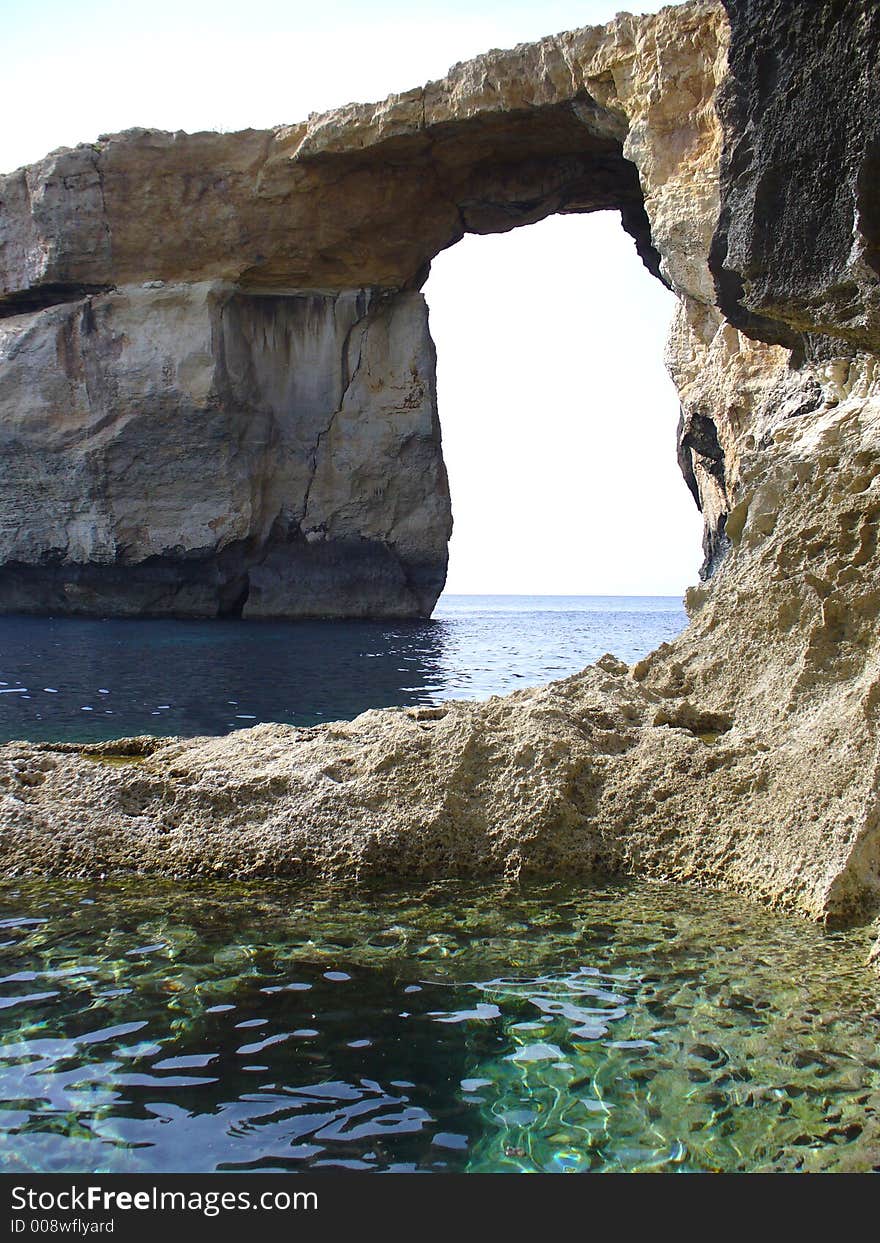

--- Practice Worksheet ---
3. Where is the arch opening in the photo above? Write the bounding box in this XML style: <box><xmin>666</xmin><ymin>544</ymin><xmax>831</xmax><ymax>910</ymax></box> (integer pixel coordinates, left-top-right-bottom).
<box><xmin>0</xmin><ymin>84</ymin><xmax>712</xmax><ymax>621</ymax></box>
<box><xmin>424</xmin><ymin>211</ymin><xmax>704</xmax><ymax>601</ymax></box>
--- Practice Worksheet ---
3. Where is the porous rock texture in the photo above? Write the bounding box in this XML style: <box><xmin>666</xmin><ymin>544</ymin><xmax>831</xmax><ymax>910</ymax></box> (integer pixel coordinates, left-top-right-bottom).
<box><xmin>3</xmin><ymin>1</ymin><xmax>880</xmax><ymax>957</ymax></box>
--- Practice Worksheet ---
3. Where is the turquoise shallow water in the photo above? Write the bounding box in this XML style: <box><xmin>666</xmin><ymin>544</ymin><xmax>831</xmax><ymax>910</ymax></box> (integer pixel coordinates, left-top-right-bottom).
<box><xmin>0</xmin><ymin>594</ymin><xmax>686</xmax><ymax>743</ymax></box>
<box><xmin>1</xmin><ymin>877</ymin><xmax>878</xmax><ymax>1174</ymax></box>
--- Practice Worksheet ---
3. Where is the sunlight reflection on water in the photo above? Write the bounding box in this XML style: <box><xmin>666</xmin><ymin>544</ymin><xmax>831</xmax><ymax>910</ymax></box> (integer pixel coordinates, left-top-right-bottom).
<box><xmin>0</xmin><ymin>595</ymin><xmax>686</xmax><ymax>743</ymax></box>
<box><xmin>1</xmin><ymin>877</ymin><xmax>878</xmax><ymax>1174</ymax></box>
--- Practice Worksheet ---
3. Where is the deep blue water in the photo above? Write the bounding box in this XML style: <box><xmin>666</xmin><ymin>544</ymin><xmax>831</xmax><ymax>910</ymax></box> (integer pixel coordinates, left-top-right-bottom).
<box><xmin>0</xmin><ymin>595</ymin><xmax>686</xmax><ymax>744</ymax></box>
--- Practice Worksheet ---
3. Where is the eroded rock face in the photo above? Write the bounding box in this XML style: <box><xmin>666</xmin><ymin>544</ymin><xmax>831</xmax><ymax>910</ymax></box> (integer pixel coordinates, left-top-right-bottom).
<box><xmin>711</xmin><ymin>0</ymin><xmax>880</xmax><ymax>355</ymax></box>
<box><xmin>2</xmin><ymin>1</ymin><xmax>880</xmax><ymax>951</ymax></box>
<box><xmin>0</xmin><ymin>284</ymin><xmax>449</xmax><ymax>616</ymax></box>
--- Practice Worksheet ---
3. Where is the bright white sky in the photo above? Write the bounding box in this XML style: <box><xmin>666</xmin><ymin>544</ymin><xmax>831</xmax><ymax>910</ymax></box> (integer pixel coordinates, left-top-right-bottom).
<box><xmin>1</xmin><ymin>0</ymin><xmax>702</xmax><ymax>596</ymax></box>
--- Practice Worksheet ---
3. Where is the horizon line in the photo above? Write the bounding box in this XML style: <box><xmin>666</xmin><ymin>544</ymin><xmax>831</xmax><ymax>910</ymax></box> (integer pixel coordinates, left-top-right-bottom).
<box><xmin>437</xmin><ymin>589</ymin><xmax>687</xmax><ymax>598</ymax></box>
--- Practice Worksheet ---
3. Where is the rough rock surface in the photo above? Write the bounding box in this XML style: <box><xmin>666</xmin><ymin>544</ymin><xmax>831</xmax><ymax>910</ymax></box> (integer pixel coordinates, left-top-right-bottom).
<box><xmin>711</xmin><ymin>0</ymin><xmax>880</xmax><ymax>355</ymax></box>
<box><xmin>2</xmin><ymin>353</ymin><xmax>878</xmax><ymax>925</ymax></box>
<box><xmin>2</xmin><ymin>1</ymin><xmax>880</xmax><ymax>960</ymax></box>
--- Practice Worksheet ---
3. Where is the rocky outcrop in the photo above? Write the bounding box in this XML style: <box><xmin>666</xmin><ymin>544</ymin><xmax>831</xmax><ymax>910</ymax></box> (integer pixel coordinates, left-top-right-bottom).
<box><xmin>2</xmin><ymin>1</ymin><xmax>880</xmax><ymax>954</ymax></box>
<box><xmin>2</xmin><ymin>344</ymin><xmax>879</xmax><ymax>926</ymax></box>
<box><xmin>4</xmin><ymin>358</ymin><xmax>880</xmax><ymax>921</ymax></box>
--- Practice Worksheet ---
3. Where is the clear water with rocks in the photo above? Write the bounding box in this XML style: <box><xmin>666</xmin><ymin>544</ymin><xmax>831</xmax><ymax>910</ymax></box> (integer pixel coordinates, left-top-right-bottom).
<box><xmin>1</xmin><ymin>877</ymin><xmax>878</xmax><ymax>1174</ymax></box>
<box><xmin>2</xmin><ymin>595</ymin><xmax>878</xmax><ymax>1175</ymax></box>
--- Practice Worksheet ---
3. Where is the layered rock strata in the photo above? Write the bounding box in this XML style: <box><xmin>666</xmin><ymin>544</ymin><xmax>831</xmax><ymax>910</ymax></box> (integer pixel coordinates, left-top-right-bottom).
<box><xmin>2</xmin><ymin>0</ymin><xmax>880</xmax><ymax>953</ymax></box>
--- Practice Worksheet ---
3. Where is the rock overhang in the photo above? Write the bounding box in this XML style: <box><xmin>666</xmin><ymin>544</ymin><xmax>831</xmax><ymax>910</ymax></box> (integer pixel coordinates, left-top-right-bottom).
<box><xmin>1</xmin><ymin>4</ymin><xmax>724</xmax><ymax>303</ymax></box>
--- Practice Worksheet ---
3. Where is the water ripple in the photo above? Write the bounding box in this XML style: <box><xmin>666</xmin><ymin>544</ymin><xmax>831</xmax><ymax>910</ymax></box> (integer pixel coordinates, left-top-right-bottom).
<box><xmin>0</xmin><ymin>877</ymin><xmax>878</xmax><ymax>1173</ymax></box>
<box><xmin>0</xmin><ymin>596</ymin><xmax>686</xmax><ymax>743</ymax></box>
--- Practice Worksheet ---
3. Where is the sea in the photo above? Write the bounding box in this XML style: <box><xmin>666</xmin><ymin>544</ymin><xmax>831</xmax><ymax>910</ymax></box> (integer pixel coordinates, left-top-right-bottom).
<box><xmin>0</xmin><ymin>594</ymin><xmax>688</xmax><ymax>744</ymax></box>
<box><xmin>3</xmin><ymin>593</ymin><xmax>880</xmax><ymax>1175</ymax></box>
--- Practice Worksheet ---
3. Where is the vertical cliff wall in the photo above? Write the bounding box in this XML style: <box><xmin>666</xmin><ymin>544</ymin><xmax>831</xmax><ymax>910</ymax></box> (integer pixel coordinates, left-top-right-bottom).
<box><xmin>0</xmin><ymin>284</ymin><xmax>449</xmax><ymax>616</ymax></box>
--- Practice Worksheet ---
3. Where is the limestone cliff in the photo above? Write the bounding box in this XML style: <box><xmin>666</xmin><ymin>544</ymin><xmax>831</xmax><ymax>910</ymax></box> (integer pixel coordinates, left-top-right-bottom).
<box><xmin>0</xmin><ymin>284</ymin><xmax>448</xmax><ymax>616</ymax></box>
<box><xmin>2</xmin><ymin>0</ymin><xmax>880</xmax><ymax>956</ymax></box>
<box><xmin>0</xmin><ymin>0</ymin><xmax>725</xmax><ymax>616</ymax></box>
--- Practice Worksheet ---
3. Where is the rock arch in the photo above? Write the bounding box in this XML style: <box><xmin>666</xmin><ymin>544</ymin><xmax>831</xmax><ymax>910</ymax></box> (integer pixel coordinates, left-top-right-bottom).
<box><xmin>0</xmin><ymin>1</ymin><xmax>724</xmax><ymax>617</ymax></box>
<box><xmin>3</xmin><ymin>0</ymin><xmax>880</xmax><ymax>939</ymax></box>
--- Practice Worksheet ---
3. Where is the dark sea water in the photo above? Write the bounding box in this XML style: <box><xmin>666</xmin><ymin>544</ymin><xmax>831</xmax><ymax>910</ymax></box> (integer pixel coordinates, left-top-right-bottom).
<box><xmin>0</xmin><ymin>595</ymin><xmax>687</xmax><ymax>744</ymax></box>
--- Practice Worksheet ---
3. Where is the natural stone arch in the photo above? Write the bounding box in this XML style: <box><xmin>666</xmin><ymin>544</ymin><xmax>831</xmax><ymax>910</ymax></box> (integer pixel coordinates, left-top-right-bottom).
<box><xmin>0</xmin><ymin>1</ymin><xmax>726</xmax><ymax>618</ymax></box>
<box><xmin>3</xmin><ymin>0</ymin><xmax>880</xmax><ymax>951</ymax></box>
